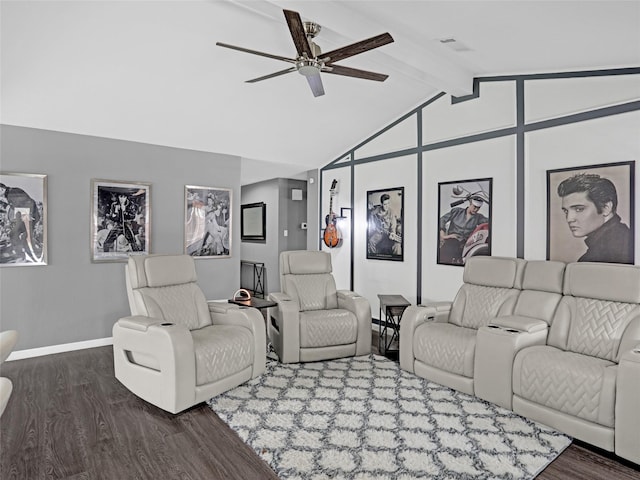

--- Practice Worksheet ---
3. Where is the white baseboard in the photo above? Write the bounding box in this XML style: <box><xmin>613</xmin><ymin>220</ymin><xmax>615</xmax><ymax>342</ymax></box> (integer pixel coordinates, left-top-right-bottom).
<box><xmin>7</xmin><ymin>337</ymin><xmax>113</xmax><ymax>361</ymax></box>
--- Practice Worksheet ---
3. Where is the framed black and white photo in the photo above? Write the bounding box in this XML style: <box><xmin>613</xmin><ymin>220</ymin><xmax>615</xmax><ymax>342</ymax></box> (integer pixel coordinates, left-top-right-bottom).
<box><xmin>91</xmin><ymin>179</ymin><xmax>151</xmax><ymax>263</ymax></box>
<box><xmin>366</xmin><ymin>187</ymin><xmax>404</xmax><ymax>261</ymax></box>
<box><xmin>241</xmin><ymin>202</ymin><xmax>266</xmax><ymax>242</ymax></box>
<box><xmin>547</xmin><ymin>161</ymin><xmax>635</xmax><ymax>264</ymax></box>
<box><xmin>437</xmin><ymin>178</ymin><xmax>492</xmax><ymax>266</ymax></box>
<box><xmin>185</xmin><ymin>185</ymin><xmax>231</xmax><ymax>258</ymax></box>
<box><xmin>0</xmin><ymin>172</ymin><xmax>47</xmax><ymax>266</ymax></box>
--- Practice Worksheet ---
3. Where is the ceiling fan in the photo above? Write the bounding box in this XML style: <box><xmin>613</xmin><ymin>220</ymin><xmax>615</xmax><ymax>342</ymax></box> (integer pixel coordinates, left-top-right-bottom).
<box><xmin>216</xmin><ymin>9</ymin><xmax>394</xmax><ymax>97</ymax></box>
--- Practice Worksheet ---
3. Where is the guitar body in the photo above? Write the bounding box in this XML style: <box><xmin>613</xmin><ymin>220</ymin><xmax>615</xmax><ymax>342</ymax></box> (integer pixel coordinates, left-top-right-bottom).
<box><xmin>323</xmin><ymin>180</ymin><xmax>342</xmax><ymax>248</ymax></box>
<box><xmin>324</xmin><ymin>215</ymin><xmax>341</xmax><ymax>248</ymax></box>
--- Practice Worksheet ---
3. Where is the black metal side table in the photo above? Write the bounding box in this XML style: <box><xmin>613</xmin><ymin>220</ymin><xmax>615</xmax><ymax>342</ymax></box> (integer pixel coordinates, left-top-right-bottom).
<box><xmin>377</xmin><ymin>294</ymin><xmax>411</xmax><ymax>356</ymax></box>
<box><xmin>240</xmin><ymin>260</ymin><xmax>266</xmax><ymax>298</ymax></box>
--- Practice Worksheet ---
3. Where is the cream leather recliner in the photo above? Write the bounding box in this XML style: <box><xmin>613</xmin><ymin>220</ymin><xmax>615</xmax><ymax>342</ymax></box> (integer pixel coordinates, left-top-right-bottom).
<box><xmin>399</xmin><ymin>256</ymin><xmax>526</xmax><ymax>395</ymax></box>
<box><xmin>268</xmin><ymin>250</ymin><xmax>371</xmax><ymax>363</ymax></box>
<box><xmin>0</xmin><ymin>330</ymin><xmax>18</xmax><ymax>417</ymax></box>
<box><xmin>113</xmin><ymin>254</ymin><xmax>266</xmax><ymax>414</ymax></box>
<box><xmin>511</xmin><ymin>262</ymin><xmax>640</xmax><ymax>463</ymax></box>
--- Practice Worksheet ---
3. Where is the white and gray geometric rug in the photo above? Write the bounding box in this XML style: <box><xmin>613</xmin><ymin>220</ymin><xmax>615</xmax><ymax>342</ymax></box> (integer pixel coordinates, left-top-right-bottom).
<box><xmin>208</xmin><ymin>355</ymin><xmax>572</xmax><ymax>480</ymax></box>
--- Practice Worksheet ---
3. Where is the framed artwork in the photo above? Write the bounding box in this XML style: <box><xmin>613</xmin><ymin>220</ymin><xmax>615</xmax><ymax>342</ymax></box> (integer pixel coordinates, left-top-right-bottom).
<box><xmin>185</xmin><ymin>185</ymin><xmax>231</xmax><ymax>258</ymax></box>
<box><xmin>241</xmin><ymin>202</ymin><xmax>266</xmax><ymax>242</ymax></box>
<box><xmin>90</xmin><ymin>179</ymin><xmax>151</xmax><ymax>263</ymax></box>
<box><xmin>547</xmin><ymin>161</ymin><xmax>635</xmax><ymax>264</ymax></box>
<box><xmin>367</xmin><ymin>187</ymin><xmax>404</xmax><ymax>261</ymax></box>
<box><xmin>437</xmin><ymin>178</ymin><xmax>492</xmax><ymax>266</ymax></box>
<box><xmin>0</xmin><ymin>172</ymin><xmax>47</xmax><ymax>266</ymax></box>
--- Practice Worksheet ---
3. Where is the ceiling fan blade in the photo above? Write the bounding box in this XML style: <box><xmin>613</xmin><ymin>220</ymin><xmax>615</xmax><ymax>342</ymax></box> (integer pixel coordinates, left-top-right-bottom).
<box><xmin>320</xmin><ymin>33</ymin><xmax>394</xmax><ymax>64</ymax></box>
<box><xmin>306</xmin><ymin>72</ymin><xmax>325</xmax><ymax>97</ymax></box>
<box><xmin>246</xmin><ymin>67</ymin><xmax>297</xmax><ymax>83</ymax></box>
<box><xmin>283</xmin><ymin>9</ymin><xmax>313</xmax><ymax>58</ymax></box>
<box><xmin>216</xmin><ymin>42</ymin><xmax>296</xmax><ymax>64</ymax></box>
<box><xmin>322</xmin><ymin>64</ymin><xmax>389</xmax><ymax>82</ymax></box>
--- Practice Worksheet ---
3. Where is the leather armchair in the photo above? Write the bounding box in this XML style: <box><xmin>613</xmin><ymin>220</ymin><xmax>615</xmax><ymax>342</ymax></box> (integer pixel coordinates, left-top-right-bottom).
<box><xmin>0</xmin><ymin>330</ymin><xmax>18</xmax><ymax>417</ymax></box>
<box><xmin>268</xmin><ymin>250</ymin><xmax>371</xmax><ymax>363</ymax></box>
<box><xmin>399</xmin><ymin>256</ymin><xmax>526</xmax><ymax>395</ymax></box>
<box><xmin>113</xmin><ymin>254</ymin><xmax>266</xmax><ymax>414</ymax></box>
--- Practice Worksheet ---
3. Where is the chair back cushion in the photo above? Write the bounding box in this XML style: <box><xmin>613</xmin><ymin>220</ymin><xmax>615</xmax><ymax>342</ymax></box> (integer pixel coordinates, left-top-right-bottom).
<box><xmin>548</xmin><ymin>262</ymin><xmax>640</xmax><ymax>362</ymax></box>
<box><xmin>126</xmin><ymin>255</ymin><xmax>211</xmax><ymax>330</ymax></box>
<box><xmin>514</xmin><ymin>260</ymin><xmax>565</xmax><ymax>323</ymax></box>
<box><xmin>280</xmin><ymin>251</ymin><xmax>338</xmax><ymax>311</ymax></box>
<box><xmin>450</xmin><ymin>257</ymin><xmax>525</xmax><ymax>329</ymax></box>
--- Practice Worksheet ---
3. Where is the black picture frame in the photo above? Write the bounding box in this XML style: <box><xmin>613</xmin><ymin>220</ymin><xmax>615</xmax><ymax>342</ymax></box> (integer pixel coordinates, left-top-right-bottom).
<box><xmin>366</xmin><ymin>187</ymin><xmax>404</xmax><ymax>261</ymax></box>
<box><xmin>547</xmin><ymin>161</ymin><xmax>635</xmax><ymax>264</ymax></box>
<box><xmin>437</xmin><ymin>178</ymin><xmax>492</xmax><ymax>266</ymax></box>
<box><xmin>241</xmin><ymin>202</ymin><xmax>266</xmax><ymax>242</ymax></box>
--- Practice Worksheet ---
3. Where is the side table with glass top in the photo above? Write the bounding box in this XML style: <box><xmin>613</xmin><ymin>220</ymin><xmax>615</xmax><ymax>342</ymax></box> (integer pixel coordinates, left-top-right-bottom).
<box><xmin>377</xmin><ymin>294</ymin><xmax>411</xmax><ymax>357</ymax></box>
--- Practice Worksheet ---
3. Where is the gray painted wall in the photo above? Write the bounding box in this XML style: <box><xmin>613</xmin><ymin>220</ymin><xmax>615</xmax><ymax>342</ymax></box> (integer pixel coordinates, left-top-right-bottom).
<box><xmin>240</xmin><ymin>178</ymin><xmax>308</xmax><ymax>294</ymax></box>
<box><xmin>239</xmin><ymin>179</ymin><xmax>280</xmax><ymax>296</ymax></box>
<box><xmin>0</xmin><ymin>125</ymin><xmax>242</xmax><ymax>351</ymax></box>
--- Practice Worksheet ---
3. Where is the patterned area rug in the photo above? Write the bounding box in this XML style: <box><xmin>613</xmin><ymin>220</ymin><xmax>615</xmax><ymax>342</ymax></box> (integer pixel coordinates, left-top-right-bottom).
<box><xmin>207</xmin><ymin>355</ymin><xmax>571</xmax><ymax>479</ymax></box>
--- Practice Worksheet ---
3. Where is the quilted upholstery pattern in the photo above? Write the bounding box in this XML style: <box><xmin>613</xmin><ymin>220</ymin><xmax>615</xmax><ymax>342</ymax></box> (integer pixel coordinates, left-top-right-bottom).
<box><xmin>289</xmin><ymin>274</ymin><xmax>334</xmax><ymax>311</ymax></box>
<box><xmin>451</xmin><ymin>284</ymin><xmax>518</xmax><ymax>329</ymax></box>
<box><xmin>299</xmin><ymin>309</ymin><xmax>357</xmax><ymax>348</ymax></box>
<box><xmin>138</xmin><ymin>283</ymin><xmax>211</xmax><ymax>330</ymax></box>
<box><xmin>514</xmin><ymin>346</ymin><xmax>616</xmax><ymax>426</ymax></box>
<box><xmin>568</xmin><ymin>298</ymin><xmax>639</xmax><ymax>361</ymax></box>
<box><xmin>413</xmin><ymin>322</ymin><xmax>477</xmax><ymax>377</ymax></box>
<box><xmin>191</xmin><ymin>325</ymin><xmax>253</xmax><ymax>386</ymax></box>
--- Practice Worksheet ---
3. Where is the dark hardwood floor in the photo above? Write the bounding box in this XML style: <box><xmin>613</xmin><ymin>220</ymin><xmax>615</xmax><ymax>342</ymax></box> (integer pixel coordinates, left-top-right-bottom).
<box><xmin>1</xmin><ymin>340</ymin><xmax>638</xmax><ymax>479</ymax></box>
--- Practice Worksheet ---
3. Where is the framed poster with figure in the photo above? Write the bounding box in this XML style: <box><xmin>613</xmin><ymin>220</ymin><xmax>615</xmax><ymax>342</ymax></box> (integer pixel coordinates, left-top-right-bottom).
<box><xmin>547</xmin><ymin>161</ymin><xmax>635</xmax><ymax>264</ymax></box>
<box><xmin>185</xmin><ymin>185</ymin><xmax>231</xmax><ymax>258</ymax></box>
<box><xmin>0</xmin><ymin>172</ymin><xmax>47</xmax><ymax>266</ymax></box>
<box><xmin>366</xmin><ymin>187</ymin><xmax>404</xmax><ymax>261</ymax></box>
<box><xmin>91</xmin><ymin>179</ymin><xmax>151</xmax><ymax>263</ymax></box>
<box><xmin>437</xmin><ymin>178</ymin><xmax>492</xmax><ymax>266</ymax></box>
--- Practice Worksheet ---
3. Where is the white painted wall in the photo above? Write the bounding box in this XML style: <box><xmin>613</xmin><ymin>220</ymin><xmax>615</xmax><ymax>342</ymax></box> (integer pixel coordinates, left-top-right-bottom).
<box><xmin>422</xmin><ymin>135</ymin><xmax>517</xmax><ymax>302</ymax></box>
<box><xmin>422</xmin><ymin>81</ymin><xmax>517</xmax><ymax>143</ymax></box>
<box><xmin>321</xmin><ymin>166</ymin><xmax>352</xmax><ymax>290</ymax></box>
<box><xmin>354</xmin><ymin>155</ymin><xmax>419</xmax><ymax>316</ymax></box>
<box><xmin>525</xmin><ymin>111</ymin><xmax>640</xmax><ymax>261</ymax></box>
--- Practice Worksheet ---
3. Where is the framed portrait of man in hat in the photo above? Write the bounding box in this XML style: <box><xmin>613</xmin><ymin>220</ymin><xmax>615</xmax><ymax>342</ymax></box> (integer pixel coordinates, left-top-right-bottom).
<box><xmin>90</xmin><ymin>179</ymin><xmax>151</xmax><ymax>263</ymax></box>
<box><xmin>437</xmin><ymin>178</ymin><xmax>492</xmax><ymax>266</ymax></box>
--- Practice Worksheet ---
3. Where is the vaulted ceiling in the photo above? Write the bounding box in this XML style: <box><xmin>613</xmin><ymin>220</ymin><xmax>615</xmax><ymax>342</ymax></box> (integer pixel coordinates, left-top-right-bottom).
<box><xmin>2</xmin><ymin>1</ymin><xmax>639</xmax><ymax>184</ymax></box>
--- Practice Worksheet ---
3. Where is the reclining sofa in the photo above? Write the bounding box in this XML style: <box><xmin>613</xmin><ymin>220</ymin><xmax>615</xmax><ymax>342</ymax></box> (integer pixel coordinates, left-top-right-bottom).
<box><xmin>400</xmin><ymin>256</ymin><xmax>640</xmax><ymax>464</ymax></box>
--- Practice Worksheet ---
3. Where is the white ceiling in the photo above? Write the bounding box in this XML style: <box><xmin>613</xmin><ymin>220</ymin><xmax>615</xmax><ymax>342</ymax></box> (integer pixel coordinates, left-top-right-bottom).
<box><xmin>2</xmin><ymin>1</ymin><xmax>639</xmax><ymax>184</ymax></box>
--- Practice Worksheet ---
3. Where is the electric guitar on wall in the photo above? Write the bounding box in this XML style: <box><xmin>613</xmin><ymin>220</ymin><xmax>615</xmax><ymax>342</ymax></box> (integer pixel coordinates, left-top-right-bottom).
<box><xmin>323</xmin><ymin>179</ymin><xmax>342</xmax><ymax>248</ymax></box>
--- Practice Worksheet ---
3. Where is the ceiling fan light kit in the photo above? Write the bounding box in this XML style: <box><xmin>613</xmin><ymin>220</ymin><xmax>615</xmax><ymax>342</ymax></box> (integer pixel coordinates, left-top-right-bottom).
<box><xmin>216</xmin><ymin>9</ymin><xmax>394</xmax><ymax>97</ymax></box>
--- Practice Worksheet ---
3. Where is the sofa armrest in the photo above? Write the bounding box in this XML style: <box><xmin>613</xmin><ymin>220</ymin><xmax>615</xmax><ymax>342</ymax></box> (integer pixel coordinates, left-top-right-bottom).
<box><xmin>268</xmin><ymin>292</ymin><xmax>302</xmax><ymax>363</ymax></box>
<box><xmin>474</xmin><ymin>315</ymin><xmax>549</xmax><ymax>410</ymax></box>
<box><xmin>615</xmin><ymin>343</ymin><xmax>640</xmax><ymax>464</ymax></box>
<box><xmin>112</xmin><ymin>316</ymin><xmax>196</xmax><ymax>413</ymax></box>
<box><xmin>338</xmin><ymin>290</ymin><xmax>372</xmax><ymax>356</ymax></box>
<box><xmin>399</xmin><ymin>305</ymin><xmax>445</xmax><ymax>373</ymax></box>
<box><xmin>418</xmin><ymin>301</ymin><xmax>452</xmax><ymax>322</ymax></box>
<box><xmin>207</xmin><ymin>302</ymin><xmax>266</xmax><ymax>377</ymax></box>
